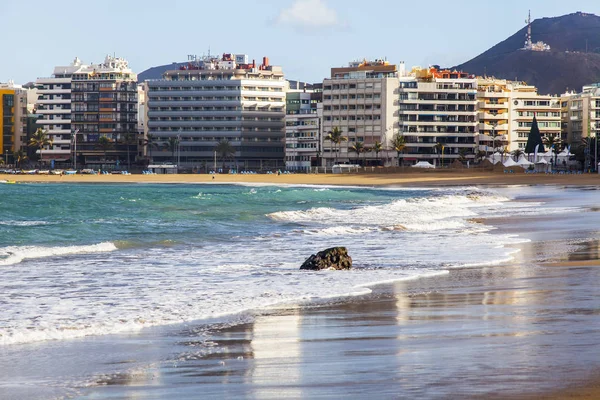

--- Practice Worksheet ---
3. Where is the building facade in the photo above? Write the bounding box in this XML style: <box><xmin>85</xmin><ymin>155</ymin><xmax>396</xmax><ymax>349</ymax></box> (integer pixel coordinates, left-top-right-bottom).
<box><xmin>476</xmin><ymin>78</ymin><xmax>510</xmax><ymax>155</ymax></box>
<box><xmin>321</xmin><ymin>60</ymin><xmax>400</xmax><ymax>166</ymax></box>
<box><xmin>0</xmin><ymin>82</ymin><xmax>30</xmax><ymax>166</ymax></box>
<box><xmin>145</xmin><ymin>54</ymin><xmax>286</xmax><ymax>171</ymax></box>
<box><xmin>35</xmin><ymin>56</ymin><xmax>138</xmax><ymax>168</ymax></box>
<box><xmin>1</xmin><ymin>87</ymin><xmax>15</xmax><ymax>164</ymax></box>
<box><xmin>398</xmin><ymin>68</ymin><xmax>478</xmax><ymax>166</ymax></box>
<box><xmin>285</xmin><ymin>83</ymin><xmax>322</xmax><ymax>171</ymax></box>
<box><xmin>71</xmin><ymin>56</ymin><xmax>138</xmax><ymax>169</ymax></box>
<box><xmin>561</xmin><ymin>84</ymin><xmax>600</xmax><ymax>145</ymax></box>
<box><xmin>509</xmin><ymin>85</ymin><xmax>561</xmax><ymax>151</ymax></box>
<box><xmin>35</xmin><ymin>60</ymin><xmax>78</xmax><ymax>164</ymax></box>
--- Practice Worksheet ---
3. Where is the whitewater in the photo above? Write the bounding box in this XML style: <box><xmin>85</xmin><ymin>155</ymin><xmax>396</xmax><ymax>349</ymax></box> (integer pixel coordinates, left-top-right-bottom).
<box><xmin>0</xmin><ymin>183</ymin><xmax>580</xmax><ymax>346</ymax></box>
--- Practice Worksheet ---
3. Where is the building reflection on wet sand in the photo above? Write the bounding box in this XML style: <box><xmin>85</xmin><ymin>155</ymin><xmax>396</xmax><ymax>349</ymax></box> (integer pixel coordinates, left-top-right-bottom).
<box><xmin>94</xmin><ymin>262</ymin><xmax>600</xmax><ymax>399</ymax></box>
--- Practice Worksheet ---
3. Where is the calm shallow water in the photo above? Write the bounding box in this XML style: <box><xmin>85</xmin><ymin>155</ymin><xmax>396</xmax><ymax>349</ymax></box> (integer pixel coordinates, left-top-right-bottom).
<box><xmin>0</xmin><ymin>183</ymin><xmax>595</xmax><ymax>398</ymax></box>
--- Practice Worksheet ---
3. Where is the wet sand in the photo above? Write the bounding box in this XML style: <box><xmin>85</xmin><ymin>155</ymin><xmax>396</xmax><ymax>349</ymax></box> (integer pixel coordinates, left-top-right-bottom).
<box><xmin>77</xmin><ymin>196</ymin><xmax>600</xmax><ymax>399</ymax></box>
<box><xmin>5</xmin><ymin>169</ymin><xmax>600</xmax><ymax>187</ymax></box>
<box><xmin>81</xmin><ymin>262</ymin><xmax>600</xmax><ymax>400</ymax></box>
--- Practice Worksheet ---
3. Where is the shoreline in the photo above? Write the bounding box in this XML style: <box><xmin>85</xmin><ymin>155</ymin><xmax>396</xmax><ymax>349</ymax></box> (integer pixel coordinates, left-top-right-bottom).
<box><xmin>4</xmin><ymin>180</ymin><xmax>600</xmax><ymax>398</ymax></box>
<box><xmin>75</xmin><ymin>186</ymin><xmax>600</xmax><ymax>399</ymax></box>
<box><xmin>5</xmin><ymin>170</ymin><xmax>600</xmax><ymax>187</ymax></box>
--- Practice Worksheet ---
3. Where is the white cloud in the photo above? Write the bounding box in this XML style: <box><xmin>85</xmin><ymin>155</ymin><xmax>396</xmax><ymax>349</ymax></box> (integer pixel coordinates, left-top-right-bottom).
<box><xmin>275</xmin><ymin>0</ymin><xmax>342</xmax><ymax>30</ymax></box>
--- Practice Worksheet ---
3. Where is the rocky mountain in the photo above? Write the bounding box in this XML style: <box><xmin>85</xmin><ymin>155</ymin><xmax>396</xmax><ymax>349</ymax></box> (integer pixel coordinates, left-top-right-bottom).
<box><xmin>137</xmin><ymin>62</ymin><xmax>188</xmax><ymax>82</ymax></box>
<box><xmin>455</xmin><ymin>12</ymin><xmax>600</xmax><ymax>95</ymax></box>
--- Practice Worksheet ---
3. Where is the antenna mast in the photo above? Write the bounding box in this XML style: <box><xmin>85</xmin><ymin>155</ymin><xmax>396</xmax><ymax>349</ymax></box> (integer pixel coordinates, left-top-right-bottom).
<box><xmin>525</xmin><ymin>10</ymin><xmax>532</xmax><ymax>49</ymax></box>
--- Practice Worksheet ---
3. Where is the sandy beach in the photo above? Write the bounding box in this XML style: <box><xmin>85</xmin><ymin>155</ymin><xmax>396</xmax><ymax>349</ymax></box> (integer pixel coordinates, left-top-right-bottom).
<box><xmin>5</xmin><ymin>169</ymin><xmax>600</xmax><ymax>187</ymax></box>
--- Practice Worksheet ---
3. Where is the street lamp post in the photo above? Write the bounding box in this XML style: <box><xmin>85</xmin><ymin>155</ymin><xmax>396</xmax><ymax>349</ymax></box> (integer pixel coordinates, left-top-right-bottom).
<box><xmin>490</xmin><ymin>121</ymin><xmax>498</xmax><ymax>157</ymax></box>
<box><xmin>72</xmin><ymin>130</ymin><xmax>80</xmax><ymax>170</ymax></box>
<box><xmin>5</xmin><ymin>150</ymin><xmax>8</xmax><ymax>166</ymax></box>
<box><xmin>177</xmin><ymin>134</ymin><xmax>181</xmax><ymax>173</ymax></box>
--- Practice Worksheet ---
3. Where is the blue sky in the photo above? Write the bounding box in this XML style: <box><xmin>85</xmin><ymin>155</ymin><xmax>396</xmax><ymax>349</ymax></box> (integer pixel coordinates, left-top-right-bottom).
<box><xmin>1</xmin><ymin>0</ymin><xmax>599</xmax><ymax>84</ymax></box>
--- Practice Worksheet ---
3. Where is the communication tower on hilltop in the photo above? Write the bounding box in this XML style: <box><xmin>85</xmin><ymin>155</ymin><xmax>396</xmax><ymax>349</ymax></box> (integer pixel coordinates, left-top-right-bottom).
<box><xmin>522</xmin><ymin>10</ymin><xmax>551</xmax><ymax>52</ymax></box>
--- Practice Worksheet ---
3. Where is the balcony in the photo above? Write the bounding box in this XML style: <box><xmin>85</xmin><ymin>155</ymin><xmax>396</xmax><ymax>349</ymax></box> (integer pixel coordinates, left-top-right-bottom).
<box><xmin>37</xmin><ymin>88</ymin><xmax>71</xmax><ymax>95</ymax></box>
<box><xmin>477</xmin><ymin>101</ymin><xmax>509</xmax><ymax>109</ymax></box>
<box><xmin>478</xmin><ymin>112</ymin><xmax>508</xmax><ymax>120</ymax></box>
<box><xmin>477</xmin><ymin>91</ymin><xmax>509</xmax><ymax>98</ymax></box>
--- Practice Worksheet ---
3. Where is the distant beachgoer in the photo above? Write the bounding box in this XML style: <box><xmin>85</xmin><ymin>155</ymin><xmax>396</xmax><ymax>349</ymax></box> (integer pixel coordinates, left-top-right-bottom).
<box><xmin>212</xmin><ymin>176</ymin><xmax>215</xmax><ymax>180</ymax></box>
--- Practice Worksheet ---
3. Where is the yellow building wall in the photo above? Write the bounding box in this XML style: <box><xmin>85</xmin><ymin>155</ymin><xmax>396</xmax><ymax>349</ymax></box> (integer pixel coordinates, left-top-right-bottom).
<box><xmin>0</xmin><ymin>88</ymin><xmax>16</xmax><ymax>154</ymax></box>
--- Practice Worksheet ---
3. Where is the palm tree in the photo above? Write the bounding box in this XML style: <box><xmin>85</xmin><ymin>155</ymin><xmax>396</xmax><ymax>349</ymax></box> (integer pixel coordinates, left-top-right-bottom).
<box><xmin>458</xmin><ymin>148</ymin><xmax>469</xmax><ymax>163</ymax></box>
<box><xmin>434</xmin><ymin>142</ymin><xmax>444</xmax><ymax>167</ymax></box>
<box><xmin>578</xmin><ymin>137</ymin><xmax>595</xmax><ymax>170</ymax></box>
<box><xmin>325</xmin><ymin>127</ymin><xmax>347</xmax><ymax>165</ymax></box>
<box><xmin>544</xmin><ymin>134</ymin><xmax>562</xmax><ymax>166</ymax></box>
<box><xmin>511</xmin><ymin>148</ymin><xmax>524</xmax><ymax>160</ymax></box>
<box><xmin>390</xmin><ymin>133</ymin><xmax>406</xmax><ymax>167</ymax></box>
<box><xmin>501</xmin><ymin>146</ymin><xmax>509</xmax><ymax>162</ymax></box>
<box><xmin>29</xmin><ymin>128</ymin><xmax>52</xmax><ymax>166</ymax></box>
<box><xmin>372</xmin><ymin>141</ymin><xmax>383</xmax><ymax>166</ymax></box>
<box><xmin>97</xmin><ymin>136</ymin><xmax>113</xmax><ymax>170</ymax></box>
<box><xmin>476</xmin><ymin>150</ymin><xmax>487</xmax><ymax>163</ymax></box>
<box><xmin>349</xmin><ymin>141</ymin><xmax>364</xmax><ymax>165</ymax></box>
<box><xmin>119</xmin><ymin>132</ymin><xmax>137</xmax><ymax>170</ymax></box>
<box><xmin>142</xmin><ymin>134</ymin><xmax>159</xmax><ymax>163</ymax></box>
<box><xmin>163</xmin><ymin>137</ymin><xmax>179</xmax><ymax>164</ymax></box>
<box><xmin>13</xmin><ymin>149</ymin><xmax>28</xmax><ymax>169</ymax></box>
<box><xmin>215</xmin><ymin>139</ymin><xmax>236</xmax><ymax>170</ymax></box>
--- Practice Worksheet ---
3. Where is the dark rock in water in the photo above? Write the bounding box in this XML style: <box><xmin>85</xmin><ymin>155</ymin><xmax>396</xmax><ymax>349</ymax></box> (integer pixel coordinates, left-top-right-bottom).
<box><xmin>300</xmin><ymin>247</ymin><xmax>352</xmax><ymax>271</ymax></box>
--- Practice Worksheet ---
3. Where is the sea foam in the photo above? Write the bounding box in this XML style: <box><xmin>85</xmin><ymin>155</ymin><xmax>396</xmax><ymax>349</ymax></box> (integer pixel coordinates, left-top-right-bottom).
<box><xmin>0</xmin><ymin>242</ymin><xmax>117</xmax><ymax>266</ymax></box>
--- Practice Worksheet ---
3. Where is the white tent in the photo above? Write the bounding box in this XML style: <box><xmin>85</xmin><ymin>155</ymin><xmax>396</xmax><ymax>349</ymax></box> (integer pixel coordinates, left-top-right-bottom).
<box><xmin>411</xmin><ymin>161</ymin><xmax>435</xmax><ymax>169</ymax></box>
<box><xmin>503</xmin><ymin>157</ymin><xmax>518</xmax><ymax>167</ymax></box>
<box><xmin>535</xmin><ymin>158</ymin><xmax>551</xmax><ymax>172</ymax></box>
<box><xmin>540</xmin><ymin>149</ymin><xmax>554</xmax><ymax>162</ymax></box>
<box><xmin>517</xmin><ymin>155</ymin><xmax>533</xmax><ymax>167</ymax></box>
<box><xmin>557</xmin><ymin>150</ymin><xmax>573</xmax><ymax>159</ymax></box>
<box><xmin>488</xmin><ymin>152</ymin><xmax>503</xmax><ymax>164</ymax></box>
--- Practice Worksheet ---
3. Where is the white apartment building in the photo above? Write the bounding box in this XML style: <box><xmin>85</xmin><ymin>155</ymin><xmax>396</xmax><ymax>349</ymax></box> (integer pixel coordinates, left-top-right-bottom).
<box><xmin>477</xmin><ymin>78</ymin><xmax>510</xmax><ymax>154</ymax></box>
<box><xmin>398</xmin><ymin>68</ymin><xmax>478</xmax><ymax>166</ymax></box>
<box><xmin>145</xmin><ymin>54</ymin><xmax>286</xmax><ymax>171</ymax></box>
<box><xmin>321</xmin><ymin>60</ymin><xmax>399</xmax><ymax>166</ymax></box>
<box><xmin>561</xmin><ymin>84</ymin><xmax>600</xmax><ymax>144</ymax></box>
<box><xmin>509</xmin><ymin>85</ymin><xmax>561</xmax><ymax>151</ymax></box>
<box><xmin>35</xmin><ymin>58</ymin><xmax>81</xmax><ymax>162</ymax></box>
<box><xmin>285</xmin><ymin>84</ymin><xmax>322</xmax><ymax>171</ymax></box>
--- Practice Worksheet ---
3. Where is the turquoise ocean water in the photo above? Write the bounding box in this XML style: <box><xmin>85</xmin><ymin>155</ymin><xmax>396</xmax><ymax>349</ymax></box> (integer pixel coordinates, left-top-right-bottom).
<box><xmin>1</xmin><ymin>183</ymin><xmax>560</xmax><ymax>346</ymax></box>
<box><xmin>2</xmin><ymin>182</ymin><xmax>575</xmax><ymax>347</ymax></box>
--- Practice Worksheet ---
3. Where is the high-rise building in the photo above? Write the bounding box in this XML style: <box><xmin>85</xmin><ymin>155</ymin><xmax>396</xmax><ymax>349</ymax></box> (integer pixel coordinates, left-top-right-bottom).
<box><xmin>285</xmin><ymin>82</ymin><xmax>322</xmax><ymax>171</ymax></box>
<box><xmin>561</xmin><ymin>84</ymin><xmax>600</xmax><ymax>144</ymax></box>
<box><xmin>35</xmin><ymin>56</ymin><xmax>138</xmax><ymax>168</ymax></box>
<box><xmin>321</xmin><ymin>60</ymin><xmax>400</xmax><ymax>166</ymax></box>
<box><xmin>0</xmin><ymin>82</ymin><xmax>29</xmax><ymax>166</ymax></box>
<box><xmin>476</xmin><ymin>78</ymin><xmax>561</xmax><ymax>154</ymax></box>
<box><xmin>145</xmin><ymin>54</ymin><xmax>286</xmax><ymax>171</ymax></box>
<box><xmin>398</xmin><ymin>67</ymin><xmax>478</xmax><ymax>166</ymax></box>
<box><xmin>71</xmin><ymin>56</ymin><xmax>138</xmax><ymax>169</ymax></box>
<box><xmin>35</xmin><ymin>59</ymin><xmax>79</xmax><ymax>164</ymax></box>
<box><xmin>476</xmin><ymin>78</ymin><xmax>510</xmax><ymax>156</ymax></box>
<box><xmin>0</xmin><ymin>86</ymin><xmax>16</xmax><ymax>165</ymax></box>
<box><xmin>509</xmin><ymin>85</ymin><xmax>561</xmax><ymax>151</ymax></box>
